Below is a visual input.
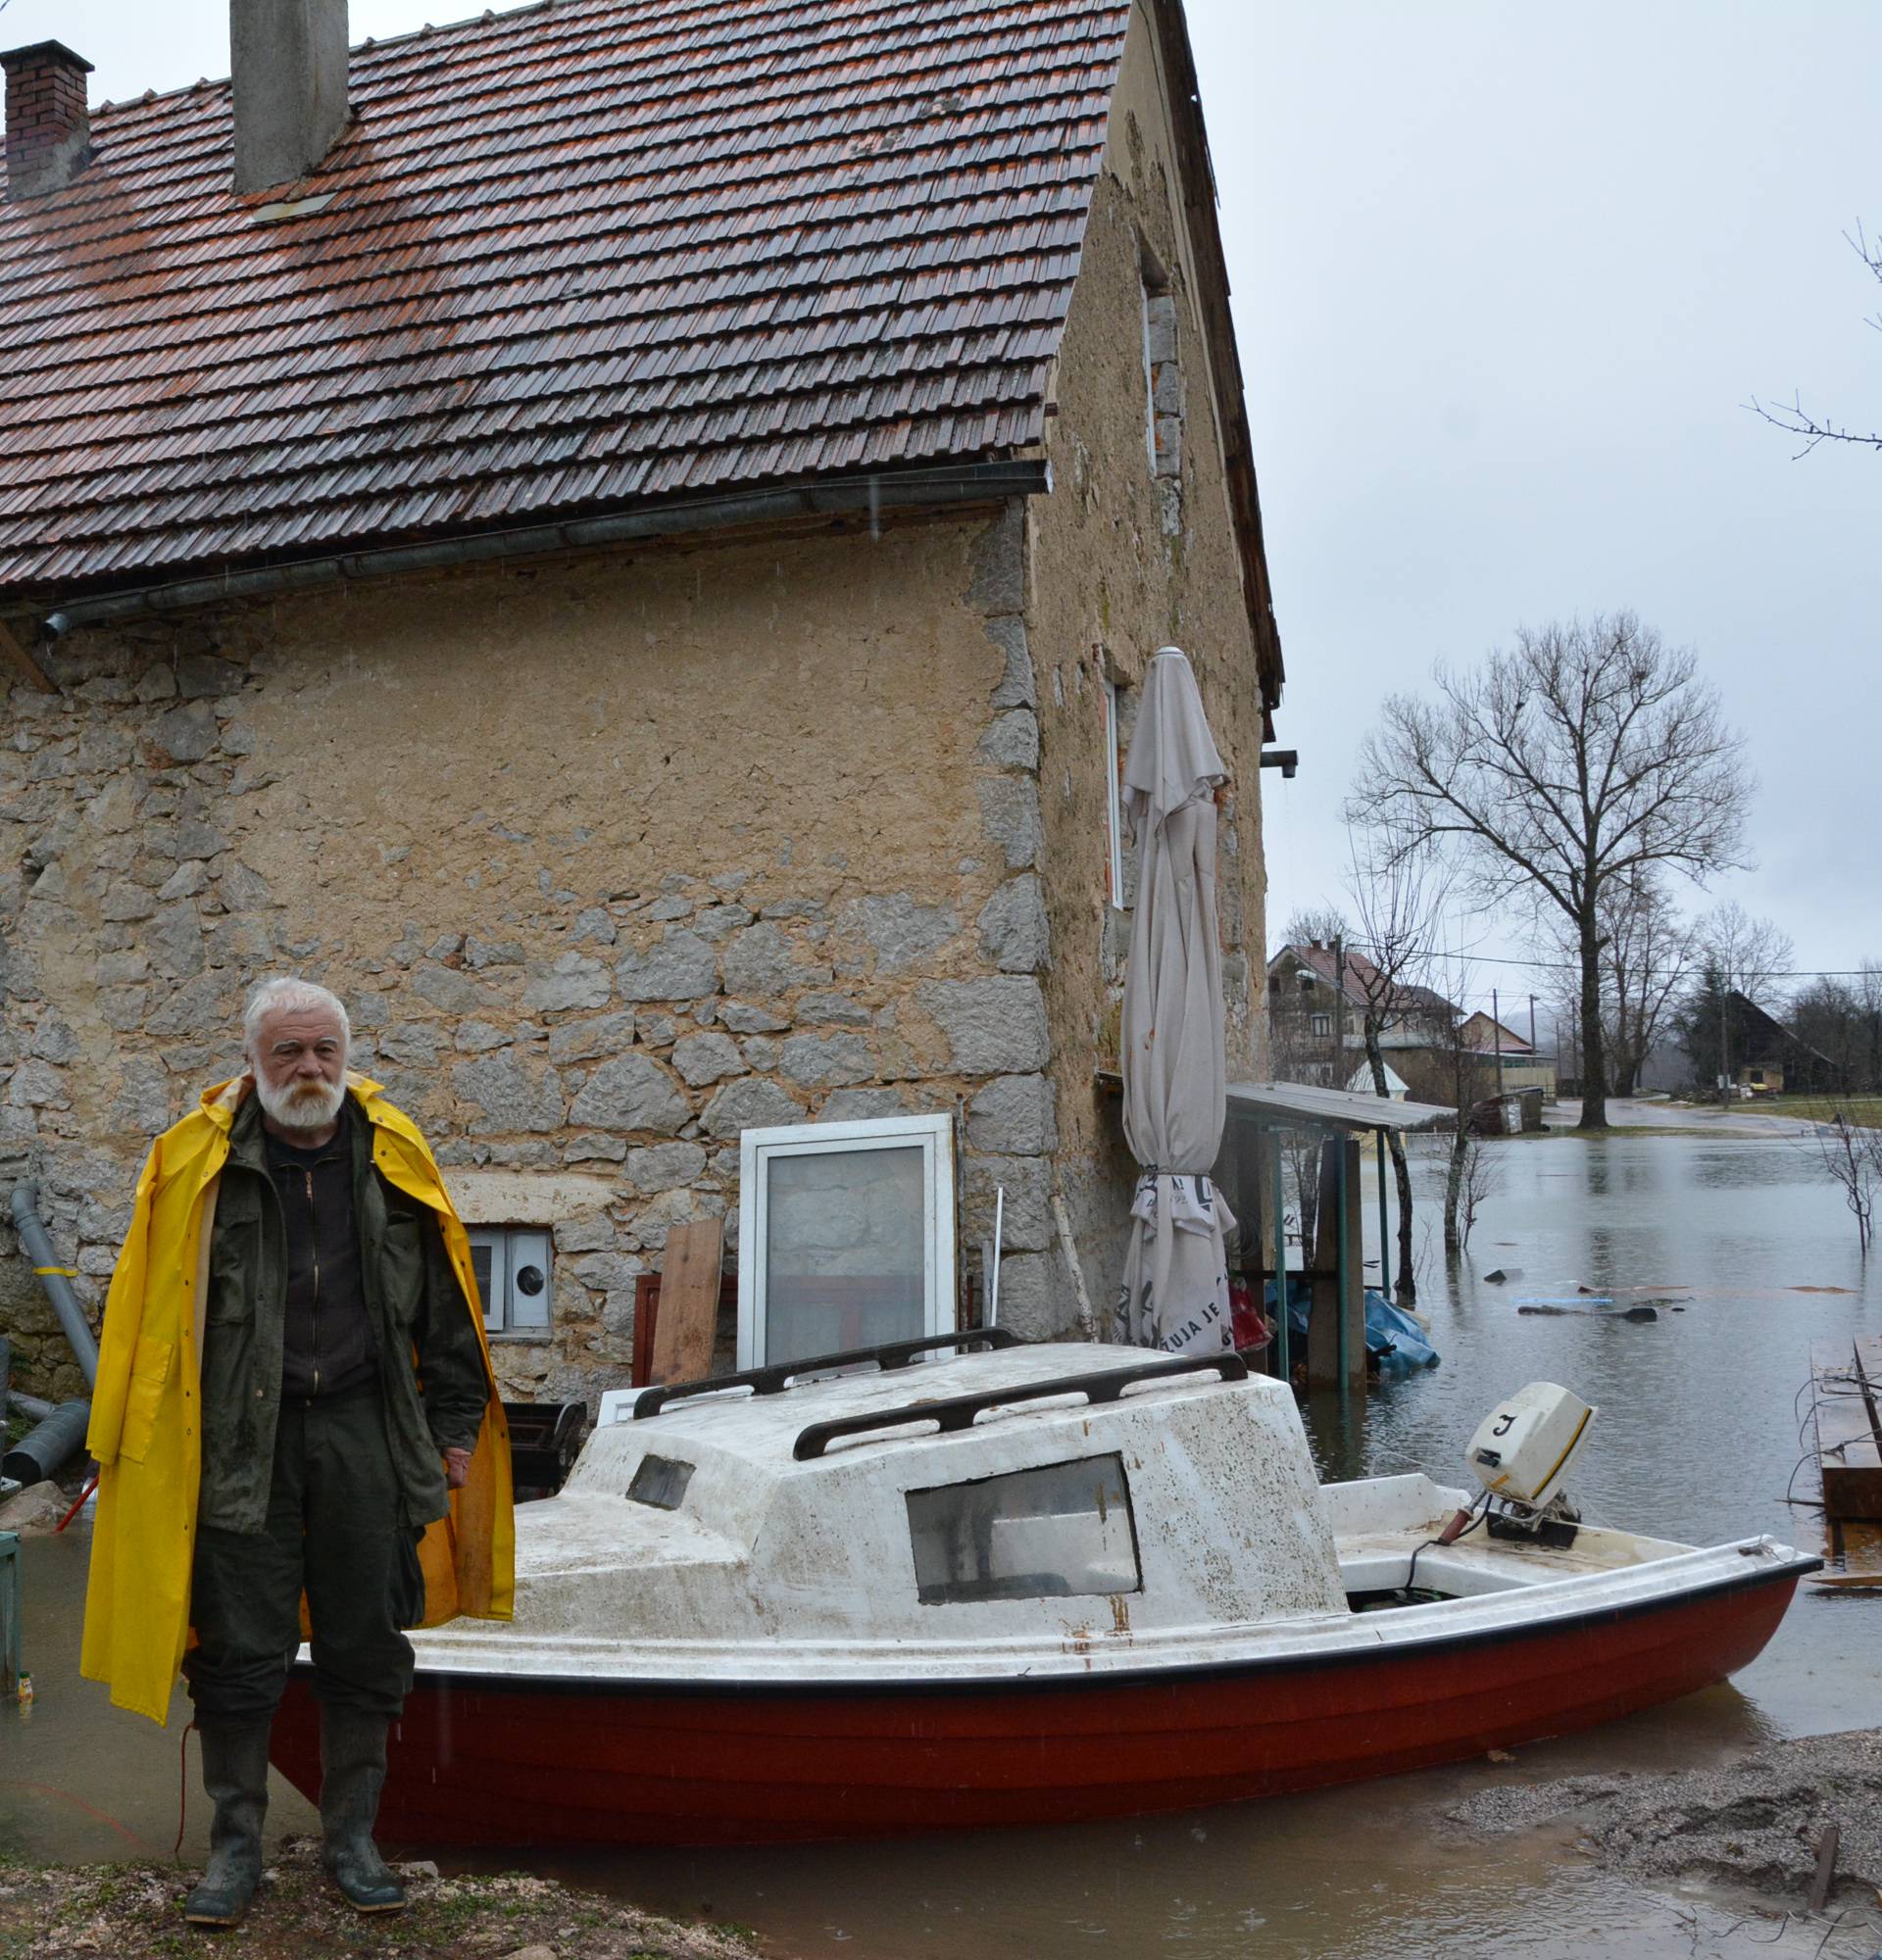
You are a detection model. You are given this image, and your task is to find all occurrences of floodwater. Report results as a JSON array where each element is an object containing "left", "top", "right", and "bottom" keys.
[{"left": 3, "top": 1130, "right": 1878, "bottom": 1957}]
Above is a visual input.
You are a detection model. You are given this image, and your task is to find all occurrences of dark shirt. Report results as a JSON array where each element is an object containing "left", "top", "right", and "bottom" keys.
[{"left": 266, "top": 1107, "right": 377, "bottom": 1400}]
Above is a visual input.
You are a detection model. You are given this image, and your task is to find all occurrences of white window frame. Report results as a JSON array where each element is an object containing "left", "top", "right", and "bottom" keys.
[
  {"left": 467, "top": 1224, "right": 554, "bottom": 1339},
  {"left": 736, "top": 1113, "right": 956, "bottom": 1371},
  {"left": 1105, "top": 679, "right": 1125, "bottom": 911}
]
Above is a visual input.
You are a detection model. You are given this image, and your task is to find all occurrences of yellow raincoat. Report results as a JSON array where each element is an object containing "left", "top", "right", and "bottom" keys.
[{"left": 81, "top": 1072, "right": 515, "bottom": 1724}]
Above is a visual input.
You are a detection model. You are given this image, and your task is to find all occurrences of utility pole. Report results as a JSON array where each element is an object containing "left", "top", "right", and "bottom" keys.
[
  {"left": 1331, "top": 934, "right": 1344, "bottom": 1083},
  {"left": 1717, "top": 969, "right": 1731, "bottom": 1108},
  {"left": 1528, "top": 994, "right": 1537, "bottom": 1051},
  {"left": 1492, "top": 986, "right": 1505, "bottom": 1098}
]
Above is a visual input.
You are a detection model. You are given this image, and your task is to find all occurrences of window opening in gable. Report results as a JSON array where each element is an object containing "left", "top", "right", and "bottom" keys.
[
  {"left": 1105, "top": 677, "right": 1127, "bottom": 912},
  {"left": 1141, "top": 261, "right": 1182, "bottom": 489}
]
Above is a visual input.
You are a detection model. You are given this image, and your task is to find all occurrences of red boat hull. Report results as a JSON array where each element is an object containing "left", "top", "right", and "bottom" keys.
[{"left": 271, "top": 1566, "right": 1802, "bottom": 1846}]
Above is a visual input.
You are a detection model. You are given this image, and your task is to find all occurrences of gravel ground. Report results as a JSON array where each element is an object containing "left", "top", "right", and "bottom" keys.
[
  {"left": 0, "top": 1838, "right": 768, "bottom": 1960},
  {"left": 1449, "top": 1728, "right": 1882, "bottom": 1911}
]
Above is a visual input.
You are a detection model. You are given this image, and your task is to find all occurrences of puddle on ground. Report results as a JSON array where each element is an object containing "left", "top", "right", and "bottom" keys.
[{"left": 4, "top": 1132, "right": 1880, "bottom": 1957}]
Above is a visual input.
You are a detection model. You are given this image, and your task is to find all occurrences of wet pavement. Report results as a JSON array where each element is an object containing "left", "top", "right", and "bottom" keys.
[{"left": 3, "top": 1127, "right": 1878, "bottom": 1957}]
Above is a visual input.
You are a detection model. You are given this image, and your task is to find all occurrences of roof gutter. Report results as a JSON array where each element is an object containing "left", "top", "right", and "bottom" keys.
[{"left": 34, "top": 460, "right": 1052, "bottom": 632}]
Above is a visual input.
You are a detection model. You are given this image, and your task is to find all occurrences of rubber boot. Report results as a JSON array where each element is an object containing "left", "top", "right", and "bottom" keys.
[
  {"left": 182, "top": 1720, "right": 272, "bottom": 1927},
  {"left": 319, "top": 1706, "right": 407, "bottom": 1913}
]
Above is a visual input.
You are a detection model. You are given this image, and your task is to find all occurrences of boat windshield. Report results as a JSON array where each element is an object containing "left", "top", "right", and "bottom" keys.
[{"left": 906, "top": 1454, "right": 1142, "bottom": 1605}]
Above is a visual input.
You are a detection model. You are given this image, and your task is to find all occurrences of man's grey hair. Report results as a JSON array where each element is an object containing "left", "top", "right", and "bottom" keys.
[{"left": 242, "top": 977, "right": 351, "bottom": 1062}]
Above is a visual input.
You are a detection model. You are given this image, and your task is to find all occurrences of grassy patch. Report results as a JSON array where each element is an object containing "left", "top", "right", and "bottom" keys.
[
  {"left": 1744, "top": 1095, "right": 1882, "bottom": 1126},
  {"left": 0, "top": 1842, "right": 768, "bottom": 1960}
]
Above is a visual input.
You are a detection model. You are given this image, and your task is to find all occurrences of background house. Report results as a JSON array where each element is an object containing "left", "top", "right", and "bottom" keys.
[
  {"left": 1265, "top": 941, "right": 1452, "bottom": 1089},
  {"left": 1455, "top": 1012, "right": 1558, "bottom": 1101},
  {"left": 1673, "top": 990, "right": 1841, "bottom": 1099},
  {"left": 0, "top": 0, "right": 1285, "bottom": 1403}
]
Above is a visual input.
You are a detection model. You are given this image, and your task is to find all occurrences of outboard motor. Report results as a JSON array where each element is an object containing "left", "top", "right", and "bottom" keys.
[{"left": 1463, "top": 1381, "right": 1597, "bottom": 1548}]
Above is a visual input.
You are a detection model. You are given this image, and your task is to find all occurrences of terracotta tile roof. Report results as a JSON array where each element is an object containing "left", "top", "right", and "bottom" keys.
[{"left": 0, "top": 0, "right": 1128, "bottom": 600}]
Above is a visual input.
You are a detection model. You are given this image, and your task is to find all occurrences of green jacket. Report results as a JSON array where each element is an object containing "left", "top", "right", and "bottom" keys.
[{"left": 200, "top": 1094, "right": 489, "bottom": 1535}]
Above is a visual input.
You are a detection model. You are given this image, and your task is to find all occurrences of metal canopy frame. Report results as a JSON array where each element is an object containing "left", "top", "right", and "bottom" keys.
[
  {"left": 1224, "top": 1082, "right": 1454, "bottom": 1400},
  {"left": 1224, "top": 1080, "right": 1455, "bottom": 1134}
]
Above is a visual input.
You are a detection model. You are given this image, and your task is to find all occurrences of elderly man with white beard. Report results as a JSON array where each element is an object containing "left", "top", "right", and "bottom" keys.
[{"left": 81, "top": 977, "right": 511, "bottom": 1930}]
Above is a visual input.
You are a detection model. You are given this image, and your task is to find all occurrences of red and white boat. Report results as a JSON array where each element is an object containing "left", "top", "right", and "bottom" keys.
[{"left": 271, "top": 1334, "right": 1815, "bottom": 1845}]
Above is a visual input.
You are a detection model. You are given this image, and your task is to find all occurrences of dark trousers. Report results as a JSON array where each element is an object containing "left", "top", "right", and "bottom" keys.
[{"left": 185, "top": 1384, "right": 421, "bottom": 1724}]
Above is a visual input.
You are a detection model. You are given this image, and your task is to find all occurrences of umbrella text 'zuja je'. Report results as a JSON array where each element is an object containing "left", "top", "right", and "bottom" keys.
[{"left": 1114, "top": 648, "right": 1236, "bottom": 1357}]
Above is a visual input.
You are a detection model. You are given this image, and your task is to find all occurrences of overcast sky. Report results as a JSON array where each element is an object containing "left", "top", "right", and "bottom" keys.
[{"left": 8, "top": 0, "right": 1876, "bottom": 1026}]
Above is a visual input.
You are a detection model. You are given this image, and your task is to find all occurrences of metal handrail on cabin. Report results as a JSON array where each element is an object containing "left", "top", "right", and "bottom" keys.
[
  {"left": 631, "top": 1327, "right": 1020, "bottom": 1420},
  {"left": 791, "top": 1350, "right": 1250, "bottom": 1461}
]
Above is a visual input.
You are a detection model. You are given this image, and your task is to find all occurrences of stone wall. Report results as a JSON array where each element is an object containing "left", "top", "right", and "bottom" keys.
[
  {"left": 0, "top": 6, "right": 1285, "bottom": 1396},
  {"left": 1022, "top": 0, "right": 1273, "bottom": 1333},
  {"left": 0, "top": 511, "right": 1070, "bottom": 1402}
]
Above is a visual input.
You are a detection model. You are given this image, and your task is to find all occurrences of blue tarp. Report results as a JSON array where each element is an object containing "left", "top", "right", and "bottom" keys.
[{"left": 1266, "top": 1279, "right": 1441, "bottom": 1372}]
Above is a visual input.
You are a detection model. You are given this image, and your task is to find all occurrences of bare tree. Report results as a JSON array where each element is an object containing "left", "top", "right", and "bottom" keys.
[
  {"left": 1678, "top": 904, "right": 1796, "bottom": 1104},
  {"left": 1456, "top": 1131, "right": 1501, "bottom": 1251},
  {"left": 1603, "top": 877, "right": 1698, "bottom": 1098},
  {"left": 1267, "top": 905, "right": 1354, "bottom": 1261},
  {"left": 1349, "top": 613, "right": 1754, "bottom": 1129},
  {"left": 1749, "top": 224, "right": 1882, "bottom": 456},
  {"left": 1537, "top": 872, "right": 1696, "bottom": 1097},
  {"left": 1787, "top": 977, "right": 1881, "bottom": 1094},
  {"left": 1802, "top": 1106, "right": 1880, "bottom": 1253},
  {"left": 1283, "top": 905, "right": 1350, "bottom": 951},
  {"left": 1345, "top": 836, "right": 1454, "bottom": 1299},
  {"left": 1692, "top": 902, "right": 1795, "bottom": 1011}
]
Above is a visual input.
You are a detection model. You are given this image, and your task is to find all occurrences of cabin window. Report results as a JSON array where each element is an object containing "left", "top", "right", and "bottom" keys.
[
  {"left": 467, "top": 1225, "right": 553, "bottom": 1338},
  {"left": 737, "top": 1113, "right": 955, "bottom": 1371},
  {"left": 627, "top": 1454, "right": 695, "bottom": 1510},
  {"left": 906, "top": 1453, "right": 1142, "bottom": 1605}
]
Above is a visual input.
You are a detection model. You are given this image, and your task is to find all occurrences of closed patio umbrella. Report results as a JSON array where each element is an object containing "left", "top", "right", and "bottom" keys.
[{"left": 1115, "top": 647, "right": 1236, "bottom": 1357}]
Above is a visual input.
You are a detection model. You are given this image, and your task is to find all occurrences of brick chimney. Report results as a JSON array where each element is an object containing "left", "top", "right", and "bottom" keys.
[
  {"left": 230, "top": 0, "right": 350, "bottom": 197},
  {"left": 2, "top": 40, "right": 94, "bottom": 202}
]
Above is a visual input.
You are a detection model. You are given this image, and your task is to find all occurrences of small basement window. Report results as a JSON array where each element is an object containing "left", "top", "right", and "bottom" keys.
[
  {"left": 627, "top": 1454, "right": 695, "bottom": 1510},
  {"left": 907, "top": 1453, "right": 1141, "bottom": 1605},
  {"left": 468, "top": 1225, "right": 553, "bottom": 1338}
]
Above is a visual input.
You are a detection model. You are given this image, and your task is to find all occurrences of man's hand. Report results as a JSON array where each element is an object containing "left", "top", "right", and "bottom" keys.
[{"left": 443, "top": 1447, "right": 472, "bottom": 1491}]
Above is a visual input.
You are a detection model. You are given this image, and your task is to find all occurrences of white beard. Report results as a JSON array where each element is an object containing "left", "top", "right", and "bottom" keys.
[{"left": 255, "top": 1072, "right": 346, "bottom": 1134}]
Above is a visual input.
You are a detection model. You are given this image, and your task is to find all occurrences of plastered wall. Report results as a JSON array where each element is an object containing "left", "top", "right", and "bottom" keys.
[
  {"left": 1024, "top": 0, "right": 1272, "bottom": 1330},
  {"left": 0, "top": 512, "right": 1062, "bottom": 1401}
]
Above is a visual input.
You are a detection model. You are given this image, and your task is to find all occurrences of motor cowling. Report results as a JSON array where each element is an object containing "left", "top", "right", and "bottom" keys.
[{"left": 1465, "top": 1383, "right": 1596, "bottom": 1544}]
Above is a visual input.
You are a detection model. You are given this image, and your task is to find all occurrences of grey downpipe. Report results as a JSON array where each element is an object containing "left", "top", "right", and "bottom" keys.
[{"left": 9, "top": 1181, "right": 99, "bottom": 1388}]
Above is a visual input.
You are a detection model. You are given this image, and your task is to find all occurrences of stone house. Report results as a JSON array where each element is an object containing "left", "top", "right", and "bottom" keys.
[
  {"left": 1264, "top": 942, "right": 1453, "bottom": 1091},
  {"left": 0, "top": 0, "right": 1285, "bottom": 1406}
]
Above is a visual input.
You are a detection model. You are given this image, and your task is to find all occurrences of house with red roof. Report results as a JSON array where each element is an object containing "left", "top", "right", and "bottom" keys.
[{"left": 0, "top": 0, "right": 1286, "bottom": 1402}]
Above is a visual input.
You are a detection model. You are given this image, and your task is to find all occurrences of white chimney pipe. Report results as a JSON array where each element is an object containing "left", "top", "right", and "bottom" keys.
[{"left": 230, "top": 0, "right": 349, "bottom": 197}]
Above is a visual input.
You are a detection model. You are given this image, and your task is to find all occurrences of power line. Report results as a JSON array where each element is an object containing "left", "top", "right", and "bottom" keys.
[{"left": 1315, "top": 940, "right": 1875, "bottom": 983}]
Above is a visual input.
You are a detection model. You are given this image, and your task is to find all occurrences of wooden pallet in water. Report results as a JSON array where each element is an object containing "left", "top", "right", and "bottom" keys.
[{"left": 1810, "top": 1335, "right": 1882, "bottom": 1524}]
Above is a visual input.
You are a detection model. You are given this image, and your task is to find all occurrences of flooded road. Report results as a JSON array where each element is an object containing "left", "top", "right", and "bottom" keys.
[{"left": 3, "top": 1129, "right": 1877, "bottom": 1957}]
